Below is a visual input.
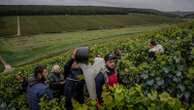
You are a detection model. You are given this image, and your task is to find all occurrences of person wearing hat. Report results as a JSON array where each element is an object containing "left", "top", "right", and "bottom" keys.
[
  {"left": 95, "top": 53, "right": 119, "bottom": 106},
  {"left": 48, "top": 64, "right": 65, "bottom": 98},
  {"left": 27, "top": 64, "right": 53, "bottom": 110}
]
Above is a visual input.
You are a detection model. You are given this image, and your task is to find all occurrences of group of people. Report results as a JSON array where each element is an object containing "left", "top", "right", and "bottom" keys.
[{"left": 15, "top": 40, "right": 164, "bottom": 110}]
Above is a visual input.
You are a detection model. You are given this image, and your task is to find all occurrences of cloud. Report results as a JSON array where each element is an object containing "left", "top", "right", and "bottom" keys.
[{"left": 0, "top": 0, "right": 194, "bottom": 11}]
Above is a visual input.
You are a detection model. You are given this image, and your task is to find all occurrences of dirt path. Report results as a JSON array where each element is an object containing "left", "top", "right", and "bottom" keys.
[{"left": 0, "top": 55, "right": 13, "bottom": 72}]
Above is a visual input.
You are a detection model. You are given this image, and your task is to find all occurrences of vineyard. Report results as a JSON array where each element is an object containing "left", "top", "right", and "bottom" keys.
[
  {"left": 0, "top": 21, "right": 194, "bottom": 110},
  {"left": 0, "top": 24, "right": 169, "bottom": 68}
]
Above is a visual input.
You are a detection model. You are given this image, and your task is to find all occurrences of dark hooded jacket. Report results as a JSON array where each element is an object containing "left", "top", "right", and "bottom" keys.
[{"left": 63, "top": 58, "right": 85, "bottom": 110}]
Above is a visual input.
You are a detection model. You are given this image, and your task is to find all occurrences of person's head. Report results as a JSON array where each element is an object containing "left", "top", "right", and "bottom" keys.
[
  {"left": 104, "top": 53, "right": 117, "bottom": 69},
  {"left": 149, "top": 40, "right": 157, "bottom": 48},
  {"left": 114, "top": 48, "right": 122, "bottom": 58},
  {"left": 115, "top": 48, "right": 121, "bottom": 54},
  {"left": 34, "top": 64, "right": 48, "bottom": 81},
  {"left": 51, "top": 64, "right": 61, "bottom": 74},
  {"left": 96, "top": 54, "right": 101, "bottom": 58}
]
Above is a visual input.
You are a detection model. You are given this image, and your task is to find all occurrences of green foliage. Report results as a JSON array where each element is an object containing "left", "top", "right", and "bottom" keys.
[
  {"left": 78, "top": 84, "right": 184, "bottom": 110},
  {"left": 39, "top": 85, "right": 185, "bottom": 110},
  {"left": 40, "top": 97, "right": 65, "bottom": 110}
]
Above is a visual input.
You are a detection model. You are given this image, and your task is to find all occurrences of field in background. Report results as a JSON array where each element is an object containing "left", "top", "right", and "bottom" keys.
[
  {"left": 0, "top": 24, "right": 171, "bottom": 67},
  {"left": 0, "top": 14, "right": 181, "bottom": 36}
]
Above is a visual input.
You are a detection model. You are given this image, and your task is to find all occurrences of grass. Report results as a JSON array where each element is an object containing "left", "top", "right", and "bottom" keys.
[
  {"left": 0, "top": 14, "right": 181, "bottom": 36},
  {"left": 0, "top": 24, "right": 171, "bottom": 67}
]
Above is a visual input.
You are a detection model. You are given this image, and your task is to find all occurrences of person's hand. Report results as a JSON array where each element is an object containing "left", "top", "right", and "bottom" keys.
[
  {"left": 59, "top": 81, "right": 65, "bottom": 85},
  {"left": 72, "top": 48, "right": 77, "bottom": 59}
]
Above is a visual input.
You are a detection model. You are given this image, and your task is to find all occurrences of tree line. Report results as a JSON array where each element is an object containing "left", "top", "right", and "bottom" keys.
[{"left": 0, "top": 5, "right": 179, "bottom": 17}]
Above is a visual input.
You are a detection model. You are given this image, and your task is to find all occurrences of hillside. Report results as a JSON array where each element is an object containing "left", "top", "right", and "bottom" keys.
[
  {"left": 169, "top": 11, "right": 194, "bottom": 18},
  {"left": 184, "top": 14, "right": 194, "bottom": 18},
  {"left": 0, "top": 14, "right": 182, "bottom": 36}
]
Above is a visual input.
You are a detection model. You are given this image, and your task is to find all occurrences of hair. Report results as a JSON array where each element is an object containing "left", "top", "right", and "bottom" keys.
[
  {"left": 104, "top": 53, "right": 116, "bottom": 62},
  {"left": 51, "top": 64, "right": 61, "bottom": 73},
  {"left": 150, "top": 40, "right": 157, "bottom": 46},
  {"left": 34, "top": 64, "right": 47, "bottom": 78},
  {"left": 114, "top": 48, "right": 122, "bottom": 55},
  {"left": 96, "top": 54, "right": 101, "bottom": 57}
]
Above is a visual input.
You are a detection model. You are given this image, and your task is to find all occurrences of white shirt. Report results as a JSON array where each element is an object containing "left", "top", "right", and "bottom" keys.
[
  {"left": 149, "top": 44, "right": 164, "bottom": 53},
  {"left": 80, "top": 57, "right": 105, "bottom": 99}
]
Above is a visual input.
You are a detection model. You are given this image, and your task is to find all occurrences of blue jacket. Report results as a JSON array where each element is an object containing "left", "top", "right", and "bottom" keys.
[{"left": 27, "top": 80, "right": 53, "bottom": 110}]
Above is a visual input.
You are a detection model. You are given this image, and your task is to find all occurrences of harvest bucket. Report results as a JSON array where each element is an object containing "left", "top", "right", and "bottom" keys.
[{"left": 75, "top": 47, "right": 89, "bottom": 63}]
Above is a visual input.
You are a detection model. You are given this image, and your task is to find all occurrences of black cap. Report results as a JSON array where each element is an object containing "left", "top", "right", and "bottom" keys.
[{"left": 104, "top": 53, "right": 117, "bottom": 62}]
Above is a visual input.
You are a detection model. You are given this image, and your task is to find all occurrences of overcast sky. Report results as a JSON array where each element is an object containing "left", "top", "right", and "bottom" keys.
[{"left": 0, "top": 0, "right": 194, "bottom": 11}]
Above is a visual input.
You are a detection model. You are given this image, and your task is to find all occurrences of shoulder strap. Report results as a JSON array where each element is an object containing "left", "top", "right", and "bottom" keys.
[{"left": 100, "top": 68, "right": 109, "bottom": 83}]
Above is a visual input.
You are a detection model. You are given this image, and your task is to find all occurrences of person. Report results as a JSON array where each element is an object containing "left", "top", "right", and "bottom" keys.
[
  {"left": 48, "top": 64, "right": 65, "bottom": 98},
  {"left": 114, "top": 48, "right": 123, "bottom": 59},
  {"left": 148, "top": 40, "right": 164, "bottom": 59},
  {"left": 94, "top": 54, "right": 105, "bottom": 64},
  {"left": 64, "top": 49, "right": 85, "bottom": 110},
  {"left": 27, "top": 64, "right": 53, "bottom": 110},
  {"left": 95, "top": 53, "right": 119, "bottom": 106},
  {"left": 80, "top": 53, "right": 105, "bottom": 100},
  {"left": 15, "top": 74, "right": 28, "bottom": 93}
]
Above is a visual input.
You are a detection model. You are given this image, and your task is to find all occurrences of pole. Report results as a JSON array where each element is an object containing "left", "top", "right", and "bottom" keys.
[{"left": 17, "top": 16, "right": 21, "bottom": 36}]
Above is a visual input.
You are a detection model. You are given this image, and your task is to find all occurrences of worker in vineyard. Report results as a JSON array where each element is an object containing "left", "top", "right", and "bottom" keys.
[
  {"left": 148, "top": 40, "right": 164, "bottom": 59},
  {"left": 114, "top": 48, "right": 123, "bottom": 59},
  {"left": 27, "top": 64, "right": 53, "bottom": 110},
  {"left": 80, "top": 53, "right": 106, "bottom": 100},
  {"left": 48, "top": 64, "right": 65, "bottom": 98},
  {"left": 95, "top": 53, "right": 119, "bottom": 107},
  {"left": 94, "top": 54, "right": 103, "bottom": 62},
  {"left": 63, "top": 49, "right": 85, "bottom": 110},
  {"left": 15, "top": 74, "right": 28, "bottom": 93}
]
